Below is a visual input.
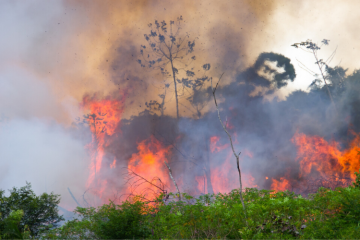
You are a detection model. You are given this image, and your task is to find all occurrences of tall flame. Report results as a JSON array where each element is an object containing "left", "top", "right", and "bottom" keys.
[{"left": 82, "top": 93, "right": 126, "bottom": 200}]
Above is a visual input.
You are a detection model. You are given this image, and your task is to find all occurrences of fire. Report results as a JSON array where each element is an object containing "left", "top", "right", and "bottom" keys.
[
  {"left": 292, "top": 131, "right": 360, "bottom": 181},
  {"left": 210, "top": 152, "right": 233, "bottom": 193},
  {"left": 195, "top": 175, "right": 207, "bottom": 194},
  {"left": 82, "top": 93, "right": 126, "bottom": 200},
  {"left": 127, "top": 136, "right": 172, "bottom": 199},
  {"left": 110, "top": 158, "right": 116, "bottom": 169},
  {"left": 271, "top": 131, "right": 360, "bottom": 192},
  {"left": 209, "top": 135, "right": 256, "bottom": 193},
  {"left": 271, "top": 177, "right": 290, "bottom": 192},
  {"left": 210, "top": 136, "right": 229, "bottom": 153}
]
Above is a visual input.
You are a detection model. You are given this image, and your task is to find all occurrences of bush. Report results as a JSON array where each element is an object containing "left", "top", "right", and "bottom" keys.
[
  {"left": 0, "top": 183, "right": 63, "bottom": 238},
  {"left": 44, "top": 197, "right": 152, "bottom": 239},
  {"left": 41, "top": 172, "right": 360, "bottom": 239}
]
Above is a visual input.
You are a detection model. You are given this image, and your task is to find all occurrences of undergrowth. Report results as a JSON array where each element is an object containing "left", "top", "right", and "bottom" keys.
[{"left": 42, "top": 186, "right": 360, "bottom": 239}]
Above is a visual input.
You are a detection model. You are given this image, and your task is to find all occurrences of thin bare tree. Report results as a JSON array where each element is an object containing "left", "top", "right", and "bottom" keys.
[
  {"left": 211, "top": 73, "right": 248, "bottom": 224},
  {"left": 138, "top": 16, "right": 203, "bottom": 118}
]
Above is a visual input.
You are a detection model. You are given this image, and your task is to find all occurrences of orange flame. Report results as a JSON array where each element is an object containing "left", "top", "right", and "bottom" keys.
[
  {"left": 82, "top": 93, "right": 126, "bottom": 200},
  {"left": 271, "top": 131, "right": 360, "bottom": 192},
  {"left": 127, "top": 136, "right": 172, "bottom": 199},
  {"left": 292, "top": 131, "right": 360, "bottom": 181},
  {"left": 271, "top": 177, "right": 290, "bottom": 192}
]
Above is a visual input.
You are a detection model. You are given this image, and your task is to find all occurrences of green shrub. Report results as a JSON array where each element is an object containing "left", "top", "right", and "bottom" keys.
[
  {"left": 0, "top": 183, "right": 63, "bottom": 238},
  {"left": 44, "top": 197, "right": 152, "bottom": 239},
  {"left": 41, "top": 173, "right": 360, "bottom": 239}
]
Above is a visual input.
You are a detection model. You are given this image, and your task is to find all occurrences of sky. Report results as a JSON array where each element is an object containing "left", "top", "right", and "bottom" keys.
[{"left": 0, "top": 0, "right": 359, "bottom": 209}]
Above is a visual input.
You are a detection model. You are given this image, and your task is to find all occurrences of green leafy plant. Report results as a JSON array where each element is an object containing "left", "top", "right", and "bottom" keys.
[
  {"left": 0, "top": 183, "right": 62, "bottom": 238},
  {"left": 353, "top": 168, "right": 360, "bottom": 189}
]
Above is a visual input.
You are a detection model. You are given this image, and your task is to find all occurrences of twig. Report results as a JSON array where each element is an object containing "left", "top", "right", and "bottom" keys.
[
  {"left": 127, "top": 168, "right": 166, "bottom": 193},
  {"left": 211, "top": 73, "right": 248, "bottom": 225}
]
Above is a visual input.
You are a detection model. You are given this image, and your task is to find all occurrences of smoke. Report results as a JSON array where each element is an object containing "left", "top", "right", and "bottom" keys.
[
  {"left": 0, "top": 65, "right": 89, "bottom": 209},
  {"left": 0, "top": 118, "right": 89, "bottom": 209}
]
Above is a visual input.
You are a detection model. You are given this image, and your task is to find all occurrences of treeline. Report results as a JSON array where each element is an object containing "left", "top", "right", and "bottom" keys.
[{"left": 1, "top": 170, "right": 360, "bottom": 239}]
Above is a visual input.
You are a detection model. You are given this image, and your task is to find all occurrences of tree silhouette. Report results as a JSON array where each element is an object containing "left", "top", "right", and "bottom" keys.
[{"left": 138, "top": 16, "right": 209, "bottom": 118}]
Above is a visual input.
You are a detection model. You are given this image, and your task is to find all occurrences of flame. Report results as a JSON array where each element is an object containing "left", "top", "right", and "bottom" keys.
[
  {"left": 82, "top": 92, "right": 126, "bottom": 200},
  {"left": 270, "top": 131, "right": 360, "bottom": 192},
  {"left": 127, "top": 136, "right": 172, "bottom": 199},
  {"left": 210, "top": 136, "right": 229, "bottom": 153},
  {"left": 211, "top": 152, "right": 233, "bottom": 193},
  {"left": 292, "top": 131, "right": 360, "bottom": 181},
  {"left": 195, "top": 175, "right": 207, "bottom": 194},
  {"left": 209, "top": 135, "right": 256, "bottom": 192},
  {"left": 271, "top": 177, "right": 290, "bottom": 192},
  {"left": 110, "top": 158, "right": 116, "bottom": 169}
]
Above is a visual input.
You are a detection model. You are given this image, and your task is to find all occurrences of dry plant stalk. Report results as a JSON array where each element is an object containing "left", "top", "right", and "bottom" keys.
[
  {"left": 164, "top": 161, "right": 181, "bottom": 201},
  {"left": 211, "top": 73, "right": 248, "bottom": 223}
]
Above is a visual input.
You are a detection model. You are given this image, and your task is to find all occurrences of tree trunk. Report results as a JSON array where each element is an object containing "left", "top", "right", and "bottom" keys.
[
  {"left": 204, "top": 135, "right": 214, "bottom": 194},
  {"left": 170, "top": 58, "right": 179, "bottom": 119}
]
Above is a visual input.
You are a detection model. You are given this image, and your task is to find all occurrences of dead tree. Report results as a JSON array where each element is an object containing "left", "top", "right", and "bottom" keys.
[{"left": 211, "top": 73, "right": 248, "bottom": 223}]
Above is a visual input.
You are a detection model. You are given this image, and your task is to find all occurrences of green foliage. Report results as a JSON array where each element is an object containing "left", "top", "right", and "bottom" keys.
[
  {"left": 44, "top": 197, "right": 152, "bottom": 239},
  {"left": 0, "top": 209, "right": 31, "bottom": 239},
  {"left": 353, "top": 168, "right": 360, "bottom": 188},
  {"left": 0, "top": 182, "right": 63, "bottom": 238},
  {"left": 301, "top": 186, "right": 360, "bottom": 239},
  {"left": 40, "top": 174, "right": 360, "bottom": 239},
  {"left": 147, "top": 189, "right": 314, "bottom": 239}
]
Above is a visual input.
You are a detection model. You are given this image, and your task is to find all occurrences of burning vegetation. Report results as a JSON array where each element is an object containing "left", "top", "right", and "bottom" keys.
[
  {"left": 68, "top": 19, "right": 360, "bottom": 207},
  {"left": 2, "top": 3, "right": 360, "bottom": 238}
]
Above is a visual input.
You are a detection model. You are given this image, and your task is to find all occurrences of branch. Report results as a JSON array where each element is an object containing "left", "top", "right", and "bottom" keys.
[{"left": 67, "top": 187, "right": 82, "bottom": 207}]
